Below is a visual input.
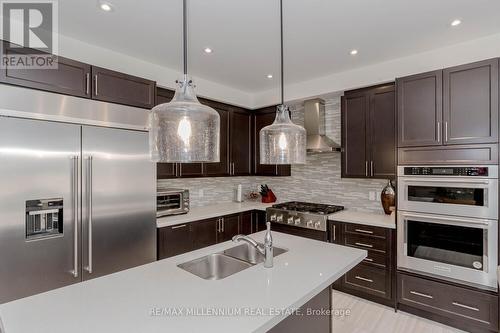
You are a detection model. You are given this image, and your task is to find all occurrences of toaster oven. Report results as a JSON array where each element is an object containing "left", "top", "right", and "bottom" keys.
[{"left": 157, "top": 189, "right": 189, "bottom": 217}]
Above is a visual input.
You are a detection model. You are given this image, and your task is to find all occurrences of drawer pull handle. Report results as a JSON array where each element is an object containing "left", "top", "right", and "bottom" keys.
[
  {"left": 452, "top": 302, "right": 479, "bottom": 312},
  {"left": 363, "top": 258, "right": 373, "bottom": 262},
  {"left": 355, "top": 229, "right": 374, "bottom": 234},
  {"left": 410, "top": 291, "right": 433, "bottom": 299},
  {"left": 354, "top": 276, "right": 373, "bottom": 283},
  {"left": 171, "top": 224, "right": 187, "bottom": 229},
  {"left": 355, "top": 242, "right": 373, "bottom": 248}
]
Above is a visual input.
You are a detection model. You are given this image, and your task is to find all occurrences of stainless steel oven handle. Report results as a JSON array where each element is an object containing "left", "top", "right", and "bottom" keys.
[
  {"left": 400, "top": 212, "right": 491, "bottom": 226},
  {"left": 71, "top": 156, "right": 79, "bottom": 278},
  {"left": 400, "top": 177, "right": 491, "bottom": 184},
  {"left": 85, "top": 156, "right": 93, "bottom": 274}
]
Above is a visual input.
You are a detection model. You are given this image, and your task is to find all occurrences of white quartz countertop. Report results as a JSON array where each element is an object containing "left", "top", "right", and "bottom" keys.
[
  {"left": 0, "top": 232, "right": 366, "bottom": 333},
  {"left": 157, "top": 201, "right": 274, "bottom": 228},
  {"left": 328, "top": 210, "right": 396, "bottom": 229}
]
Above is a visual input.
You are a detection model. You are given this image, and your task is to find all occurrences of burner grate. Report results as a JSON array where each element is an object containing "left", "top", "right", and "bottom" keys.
[{"left": 272, "top": 201, "right": 344, "bottom": 215}]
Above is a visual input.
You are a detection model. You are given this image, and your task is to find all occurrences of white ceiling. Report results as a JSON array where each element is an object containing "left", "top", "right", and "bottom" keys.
[{"left": 60, "top": 0, "right": 500, "bottom": 94}]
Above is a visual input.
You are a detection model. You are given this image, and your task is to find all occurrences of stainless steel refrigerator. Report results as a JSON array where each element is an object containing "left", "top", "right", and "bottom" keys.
[{"left": 0, "top": 116, "right": 156, "bottom": 304}]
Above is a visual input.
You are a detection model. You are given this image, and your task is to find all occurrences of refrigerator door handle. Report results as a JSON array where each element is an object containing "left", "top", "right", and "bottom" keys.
[
  {"left": 85, "top": 156, "right": 93, "bottom": 274},
  {"left": 71, "top": 155, "right": 79, "bottom": 278}
]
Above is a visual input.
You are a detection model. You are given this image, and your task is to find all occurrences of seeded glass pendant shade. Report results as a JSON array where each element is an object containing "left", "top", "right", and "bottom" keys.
[
  {"left": 148, "top": 0, "right": 220, "bottom": 163},
  {"left": 260, "top": 105, "right": 306, "bottom": 164},
  {"left": 149, "top": 75, "right": 220, "bottom": 162},
  {"left": 259, "top": 0, "right": 306, "bottom": 165}
]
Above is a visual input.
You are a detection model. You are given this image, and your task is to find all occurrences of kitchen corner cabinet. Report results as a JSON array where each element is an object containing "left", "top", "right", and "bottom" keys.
[
  {"left": 398, "top": 59, "right": 499, "bottom": 148},
  {"left": 91, "top": 66, "right": 156, "bottom": 109},
  {"left": 342, "top": 83, "right": 396, "bottom": 179},
  {"left": 253, "top": 107, "right": 291, "bottom": 176},
  {"left": 329, "top": 221, "right": 395, "bottom": 308},
  {"left": 0, "top": 41, "right": 92, "bottom": 98},
  {"left": 230, "top": 109, "right": 252, "bottom": 176}
]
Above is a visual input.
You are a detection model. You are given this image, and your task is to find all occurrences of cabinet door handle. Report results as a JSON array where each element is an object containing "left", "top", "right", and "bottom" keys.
[
  {"left": 444, "top": 121, "right": 449, "bottom": 142},
  {"left": 171, "top": 224, "right": 187, "bottom": 229},
  {"left": 94, "top": 75, "right": 98, "bottom": 96},
  {"left": 355, "top": 229, "right": 374, "bottom": 235},
  {"left": 365, "top": 161, "right": 368, "bottom": 177},
  {"left": 332, "top": 225, "right": 336, "bottom": 242},
  {"left": 354, "top": 276, "right": 373, "bottom": 283},
  {"left": 355, "top": 242, "right": 373, "bottom": 248},
  {"left": 437, "top": 122, "right": 441, "bottom": 143},
  {"left": 85, "top": 73, "right": 90, "bottom": 95},
  {"left": 221, "top": 218, "right": 224, "bottom": 232},
  {"left": 217, "top": 219, "right": 221, "bottom": 232},
  {"left": 410, "top": 291, "right": 433, "bottom": 299},
  {"left": 452, "top": 302, "right": 479, "bottom": 312},
  {"left": 363, "top": 258, "right": 373, "bottom": 262},
  {"left": 370, "top": 161, "right": 374, "bottom": 177}
]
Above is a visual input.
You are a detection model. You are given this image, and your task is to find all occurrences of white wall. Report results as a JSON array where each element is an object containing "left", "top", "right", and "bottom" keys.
[
  {"left": 56, "top": 32, "right": 500, "bottom": 109},
  {"left": 253, "top": 32, "right": 500, "bottom": 108},
  {"left": 57, "top": 35, "right": 254, "bottom": 108}
]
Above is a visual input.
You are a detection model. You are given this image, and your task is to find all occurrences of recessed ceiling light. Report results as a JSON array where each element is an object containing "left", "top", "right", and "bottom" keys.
[
  {"left": 451, "top": 19, "right": 462, "bottom": 27},
  {"left": 350, "top": 49, "right": 358, "bottom": 56},
  {"left": 266, "top": 74, "right": 273, "bottom": 79},
  {"left": 99, "top": 2, "right": 113, "bottom": 12},
  {"left": 203, "top": 47, "right": 213, "bottom": 54}
]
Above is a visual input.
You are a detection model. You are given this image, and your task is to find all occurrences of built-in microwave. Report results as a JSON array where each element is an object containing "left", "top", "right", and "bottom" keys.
[
  {"left": 397, "top": 166, "right": 498, "bottom": 220},
  {"left": 156, "top": 189, "right": 189, "bottom": 217},
  {"left": 397, "top": 211, "right": 498, "bottom": 289}
]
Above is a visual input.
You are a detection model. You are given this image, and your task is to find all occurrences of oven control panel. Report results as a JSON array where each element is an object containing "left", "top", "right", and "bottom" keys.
[{"left": 404, "top": 167, "right": 489, "bottom": 177}]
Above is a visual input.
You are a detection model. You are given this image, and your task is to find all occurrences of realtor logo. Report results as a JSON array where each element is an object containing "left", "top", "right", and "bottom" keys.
[{"left": 0, "top": 0, "right": 58, "bottom": 69}]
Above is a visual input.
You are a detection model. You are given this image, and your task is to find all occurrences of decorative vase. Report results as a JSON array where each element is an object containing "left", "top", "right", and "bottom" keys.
[{"left": 381, "top": 180, "right": 395, "bottom": 215}]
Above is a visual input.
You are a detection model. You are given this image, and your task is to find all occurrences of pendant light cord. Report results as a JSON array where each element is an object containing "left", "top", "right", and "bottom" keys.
[
  {"left": 280, "top": 0, "right": 284, "bottom": 105},
  {"left": 183, "top": 0, "right": 188, "bottom": 76}
]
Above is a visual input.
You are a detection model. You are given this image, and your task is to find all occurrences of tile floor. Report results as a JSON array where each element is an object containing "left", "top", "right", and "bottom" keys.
[{"left": 332, "top": 291, "right": 465, "bottom": 333}]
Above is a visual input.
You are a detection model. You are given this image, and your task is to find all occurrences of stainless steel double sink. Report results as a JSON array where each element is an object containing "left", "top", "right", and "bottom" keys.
[{"left": 178, "top": 243, "right": 287, "bottom": 280}]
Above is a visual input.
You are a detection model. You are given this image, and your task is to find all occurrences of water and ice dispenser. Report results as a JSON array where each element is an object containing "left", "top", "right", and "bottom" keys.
[{"left": 25, "top": 198, "right": 63, "bottom": 240}]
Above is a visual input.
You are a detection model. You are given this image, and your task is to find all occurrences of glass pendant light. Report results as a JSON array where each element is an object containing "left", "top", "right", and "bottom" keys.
[
  {"left": 260, "top": 0, "right": 306, "bottom": 165},
  {"left": 149, "top": 0, "right": 220, "bottom": 163}
]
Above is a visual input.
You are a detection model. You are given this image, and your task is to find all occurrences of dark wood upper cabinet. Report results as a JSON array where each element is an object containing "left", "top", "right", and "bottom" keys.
[
  {"left": 91, "top": 66, "right": 155, "bottom": 109},
  {"left": 204, "top": 106, "right": 230, "bottom": 176},
  {"left": 342, "top": 83, "right": 396, "bottom": 179},
  {"left": 230, "top": 110, "right": 252, "bottom": 176},
  {"left": 253, "top": 108, "right": 291, "bottom": 176},
  {"left": 342, "top": 93, "right": 369, "bottom": 178},
  {"left": 370, "top": 86, "right": 396, "bottom": 178},
  {"left": 443, "top": 59, "right": 499, "bottom": 145},
  {"left": 397, "top": 70, "right": 443, "bottom": 147},
  {"left": 0, "top": 41, "right": 91, "bottom": 98}
]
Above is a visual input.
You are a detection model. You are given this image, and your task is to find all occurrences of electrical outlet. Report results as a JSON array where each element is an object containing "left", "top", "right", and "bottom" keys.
[
  {"left": 198, "top": 189, "right": 204, "bottom": 197},
  {"left": 368, "top": 191, "right": 376, "bottom": 201}
]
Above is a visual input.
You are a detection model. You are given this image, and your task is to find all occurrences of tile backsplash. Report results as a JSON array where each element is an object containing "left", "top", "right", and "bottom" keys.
[{"left": 158, "top": 95, "right": 391, "bottom": 214}]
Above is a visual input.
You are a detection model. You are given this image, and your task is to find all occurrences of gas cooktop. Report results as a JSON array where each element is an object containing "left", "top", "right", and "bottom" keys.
[
  {"left": 272, "top": 201, "right": 344, "bottom": 215},
  {"left": 267, "top": 201, "right": 344, "bottom": 232}
]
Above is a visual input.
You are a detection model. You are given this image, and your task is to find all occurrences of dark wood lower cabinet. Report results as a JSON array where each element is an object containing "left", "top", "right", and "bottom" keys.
[
  {"left": 157, "top": 223, "right": 192, "bottom": 260},
  {"left": 157, "top": 210, "right": 266, "bottom": 259},
  {"left": 398, "top": 271, "right": 499, "bottom": 333},
  {"left": 329, "top": 220, "right": 395, "bottom": 307},
  {"left": 191, "top": 218, "right": 217, "bottom": 251}
]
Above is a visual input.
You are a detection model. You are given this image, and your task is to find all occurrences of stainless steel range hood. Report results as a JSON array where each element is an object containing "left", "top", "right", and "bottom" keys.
[{"left": 304, "top": 98, "right": 341, "bottom": 152}]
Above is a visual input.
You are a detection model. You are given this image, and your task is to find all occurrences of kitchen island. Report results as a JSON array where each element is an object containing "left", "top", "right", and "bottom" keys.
[{"left": 0, "top": 232, "right": 366, "bottom": 333}]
